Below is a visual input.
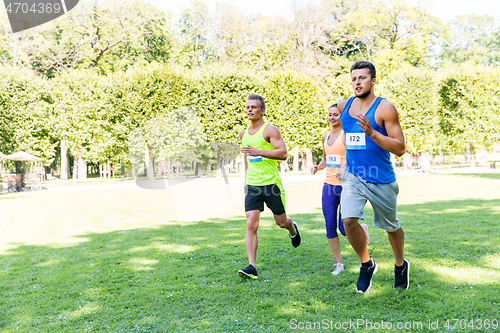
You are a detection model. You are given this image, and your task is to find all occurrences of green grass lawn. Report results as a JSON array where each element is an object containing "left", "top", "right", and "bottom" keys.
[{"left": 0, "top": 173, "right": 499, "bottom": 332}]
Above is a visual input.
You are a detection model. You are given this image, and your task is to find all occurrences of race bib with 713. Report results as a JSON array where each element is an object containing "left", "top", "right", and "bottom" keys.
[
  {"left": 345, "top": 133, "right": 366, "bottom": 150},
  {"left": 326, "top": 154, "right": 341, "bottom": 168}
]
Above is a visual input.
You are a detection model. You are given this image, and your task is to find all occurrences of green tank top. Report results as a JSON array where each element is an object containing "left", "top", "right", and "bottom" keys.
[{"left": 242, "top": 122, "right": 282, "bottom": 186}]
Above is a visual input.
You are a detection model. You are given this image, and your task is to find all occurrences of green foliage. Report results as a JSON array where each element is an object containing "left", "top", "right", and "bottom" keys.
[
  {"left": 441, "top": 15, "right": 499, "bottom": 66},
  {"left": 328, "top": 0, "right": 445, "bottom": 72},
  {"left": 192, "top": 65, "right": 330, "bottom": 150},
  {"left": 325, "top": 73, "right": 352, "bottom": 104},
  {"left": 56, "top": 70, "right": 126, "bottom": 163},
  {"left": 175, "top": 0, "right": 211, "bottom": 68},
  {"left": 262, "top": 71, "right": 328, "bottom": 149},
  {"left": 119, "top": 64, "right": 192, "bottom": 124},
  {"left": 438, "top": 65, "right": 500, "bottom": 151},
  {"left": 0, "top": 65, "right": 58, "bottom": 164},
  {"left": 379, "top": 67, "right": 440, "bottom": 154},
  {"left": 130, "top": 106, "right": 209, "bottom": 170},
  {"left": 2, "top": 0, "right": 500, "bottom": 170},
  {"left": 111, "top": 64, "right": 194, "bottom": 168},
  {"left": 22, "top": 0, "right": 173, "bottom": 77},
  {"left": 3, "top": 60, "right": 500, "bottom": 169},
  {"left": 192, "top": 64, "right": 260, "bottom": 145}
]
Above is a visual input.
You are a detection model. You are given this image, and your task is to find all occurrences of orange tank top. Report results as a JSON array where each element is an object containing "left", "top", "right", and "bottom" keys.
[{"left": 324, "top": 130, "right": 346, "bottom": 186}]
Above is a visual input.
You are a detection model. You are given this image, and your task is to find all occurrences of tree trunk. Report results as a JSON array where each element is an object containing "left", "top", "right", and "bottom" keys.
[
  {"left": 60, "top": 140, "right": 69, "bottom": 180},
  {"left": 293, "top": 146, "right": 299, "bottom": 172},
  {"left": 469, "top": 142, "right": 475, "bottom": 168},
  {"left": 305, "top": 149, "right": 313, "bottom": 173},
  {"left": 145, "top": 144, "right": 154, "bottom": 180},
  {"left": 72, "top": 156, "right": 78, "bottom": 183},
  {"left": 216, "top": 145, "right": 222, "bottom": 178},
  {"left": 78, "top": 156, "right": 87, "bottom": 180}
]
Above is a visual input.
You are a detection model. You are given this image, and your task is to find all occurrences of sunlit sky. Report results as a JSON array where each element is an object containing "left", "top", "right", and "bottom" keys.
[{"left": 147, "top": 0, "right": 500, "bottom": 24}]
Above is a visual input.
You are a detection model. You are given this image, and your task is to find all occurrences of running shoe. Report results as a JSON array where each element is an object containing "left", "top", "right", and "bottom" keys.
[
  {"left": 331, "top": 263, "right": 345, "bottom": 276},
  {"left": 356, "top": 258, "right": 377, "bottom": 293},
  {"left": 238, "top": 264, "right": 258, "bottom": 280},
  {"left": 289, "top": 222, "right": 301, "bottom": 248},
  {"left": 394, "top": 259, "right": 410, "bottom": 289}
]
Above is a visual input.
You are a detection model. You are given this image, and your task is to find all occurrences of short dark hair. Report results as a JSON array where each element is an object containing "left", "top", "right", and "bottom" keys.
[
  {"left": 329, "top": 103, "right": 338, "bottom": 109},
  {"left": 350, "top": 61, "right": 376, "bottom": 79},
  {"left": 247, "top": 94, "right": 265, "bottom": 109}
]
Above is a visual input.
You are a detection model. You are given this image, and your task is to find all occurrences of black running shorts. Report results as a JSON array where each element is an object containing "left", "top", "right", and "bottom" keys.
[{"left": 245, "top": 184, "right": 286, "bottom": 215}]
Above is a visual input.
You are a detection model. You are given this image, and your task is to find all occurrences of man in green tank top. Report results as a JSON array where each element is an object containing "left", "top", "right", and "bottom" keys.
[{"left": 237, "top": 94, "right": 301, "bottom": 280}]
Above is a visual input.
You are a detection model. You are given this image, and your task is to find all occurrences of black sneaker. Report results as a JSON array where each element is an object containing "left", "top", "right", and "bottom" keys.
[
  {"left": 289, "top": 222, "right": 301, "bottom": 248},
  {"left": 356, "top": 258, "right": 378, "bottom": 293},
  {"left": 238, "top": 264, "right": 258, "bottom": 280},
  {"left": 394, "top": 259, "right": 410, "bottom": 290}
]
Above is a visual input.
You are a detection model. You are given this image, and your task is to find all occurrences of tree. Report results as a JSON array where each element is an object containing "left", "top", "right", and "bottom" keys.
[
  {"left": 212, "top": 2, "right": 250, "bottom": 64},
  {"left": 379, "top": 67, "right": 440, "bottom": 154},
  {"left": 148, "top": 107, "right": 208, "bottom": 166},
  {"left": 326, "top": 0, "right": 446, "bottom": 74},
  {"left": 487, "top": 29, "right": 500, "bottom": 65},
  {"left": 19, "top": 0, "right": 173, "bottom": 77},
  {"left": 441, "top": 14, "right": 497, "bottom": 66},
  {"left": 56, "top": 71, "right": 112, "bottom": 164},
  {"left": 438, "top": 65, "right": 500, "bottom": 159},
  {"left": 116, "top": 63, "right": 193, "bottom": 175},
  {"left": 0, "top": 65, "right": 59, "bottom": 164},
  {"left": 174, "top": 0, "right": 211, "bottom": 68},
  {"left": 262, "top": 70, "right": 329, "bottom": 151},
  {"left": 289, "top": 0, "right": 342, "bottom": 79}
]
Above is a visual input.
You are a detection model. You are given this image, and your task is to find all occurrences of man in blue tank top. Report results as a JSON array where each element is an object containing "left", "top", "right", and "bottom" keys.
[{"left": 337, "top": 61, "right": 409, "bottom": 293}]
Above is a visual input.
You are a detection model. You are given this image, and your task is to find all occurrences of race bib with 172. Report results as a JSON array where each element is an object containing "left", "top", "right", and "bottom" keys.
[
  {"left": 345, "top": 133, "right": 366, "bottom": 150},
  {"left": 326, "top": 154, "right": 341, "bottom": 168}
]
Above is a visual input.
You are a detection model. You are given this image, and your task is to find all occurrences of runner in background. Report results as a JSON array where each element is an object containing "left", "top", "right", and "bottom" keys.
[
  {"left": 238, "top": 94, "right": 301, "bottom": 280},
  {"left": 312, "top": 104, "right": 369, "bottom": 276}
]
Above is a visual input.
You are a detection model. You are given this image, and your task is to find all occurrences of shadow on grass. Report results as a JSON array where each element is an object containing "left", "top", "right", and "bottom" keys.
[{"left": 0, "top": 199, "right": 499, "bottom": 331}]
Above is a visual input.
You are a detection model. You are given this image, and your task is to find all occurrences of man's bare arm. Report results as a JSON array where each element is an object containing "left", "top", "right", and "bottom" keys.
[
  {"left": 241, "top": 125, "right": 288, "bottom": 160},
  {"left": 355, "top": 102, "right": 405, "bottom": 157},
  {"left": 337, "top": 99, "right": 348, "bottom": 114}
]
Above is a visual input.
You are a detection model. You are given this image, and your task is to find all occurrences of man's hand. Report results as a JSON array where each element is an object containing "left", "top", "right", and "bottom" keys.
[
  {"left": 242, "top": 145, "right": 260, "bottom": 156},
  {"left": 335, "top": 168, "right": 344, "bottom": 180},
  {"left": 311, "top": 165, "right": 319, "bottom": 175},
  {"left": 355, "top": 113, "right": 374, "bottom": 138}
]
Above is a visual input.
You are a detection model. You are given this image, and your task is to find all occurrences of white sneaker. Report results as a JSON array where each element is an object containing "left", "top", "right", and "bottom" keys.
[
  {"left": 361, "top": 223, "right": 370, "bottom": 245},
  {"left": 331, "top": 263, "right": 345, "bottom": 276}
]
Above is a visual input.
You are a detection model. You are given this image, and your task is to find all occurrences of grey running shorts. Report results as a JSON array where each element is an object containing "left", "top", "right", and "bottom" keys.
[{"left": 340, "top": 170, "right": 401, "bottom": 232}]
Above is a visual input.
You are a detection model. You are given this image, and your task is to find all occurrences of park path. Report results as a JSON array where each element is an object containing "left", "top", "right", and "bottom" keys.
[
  {"left": 44, "top": 166, "right": 498, "bottom": 192},
  {"left": 2, "top": 166, "right": 497, "bottom": 194}
]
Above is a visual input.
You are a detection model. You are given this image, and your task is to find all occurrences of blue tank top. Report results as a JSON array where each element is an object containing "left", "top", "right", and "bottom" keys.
[{"left": 340, "top": 96, "right": 396, "bottom": 183}]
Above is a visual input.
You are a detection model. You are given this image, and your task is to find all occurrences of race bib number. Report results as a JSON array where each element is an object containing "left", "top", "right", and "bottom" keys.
[
  {"left": 248, "top": 156, "right": 263, "bottom": 163},
  {"left": 346, "top": 133, "right": 366, "bottom": 150},
  {"left": 326, "top": 154, "right": 341, "bottom": 168}
]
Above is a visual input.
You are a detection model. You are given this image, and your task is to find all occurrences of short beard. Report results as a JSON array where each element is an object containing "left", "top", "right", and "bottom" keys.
[{"left": 356, "top": 89, "right": 371, "bottom": 99}]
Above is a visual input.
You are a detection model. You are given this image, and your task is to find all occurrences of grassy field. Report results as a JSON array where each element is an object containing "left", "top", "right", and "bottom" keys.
[{"left": 0, "top": 173, "right": 499, "bottom": 332}]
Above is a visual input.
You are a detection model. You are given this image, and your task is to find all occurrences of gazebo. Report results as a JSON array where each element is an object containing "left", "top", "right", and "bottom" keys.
[
  {"left": 2, "top": 151, "right": 44, "bottom": 191},
  {"left": 4, "top": 151, "right": 43, "bottom": 162}
]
